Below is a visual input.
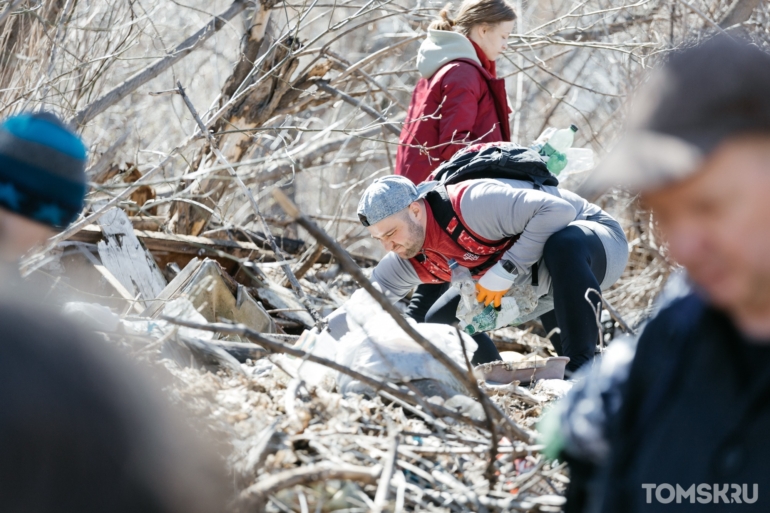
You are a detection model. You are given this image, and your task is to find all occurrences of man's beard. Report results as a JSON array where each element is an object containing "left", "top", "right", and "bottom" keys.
[{"left": 398, "top": 215, "right": 425, "bottom": 259}]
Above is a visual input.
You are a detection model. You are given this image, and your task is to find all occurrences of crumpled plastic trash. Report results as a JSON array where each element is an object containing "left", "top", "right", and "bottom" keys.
[
  {"left": 561, "top": 147, "right": 595, "bottom": 176},
  {"left": 277, "top": 327, "right": 340, "bottom": 391},
  {"left": 63, "top": 301, "right": 121, "bottom": 332},
  {"left": 456, "top": 283, "right": 539, "bottom": 334},
  {"left": 335, "top": 312, "right": 477, "bottom": 396},
  {"left": 273, "top": 287, "right": 478, "bottom": 397},
  {"left": 457, "top": 297, "right": 520, "bottom": 334},
  {"left": 335, "top": 288, "right": 477, "bottom": 395}
]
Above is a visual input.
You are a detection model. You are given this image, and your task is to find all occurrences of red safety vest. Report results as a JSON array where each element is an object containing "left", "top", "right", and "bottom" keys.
[{"left": 409, "top": 182, "right": 519, "bottom": 283}]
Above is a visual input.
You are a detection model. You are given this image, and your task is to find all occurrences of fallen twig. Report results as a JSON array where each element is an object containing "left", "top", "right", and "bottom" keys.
[
  {"left": 457, "top": 327, "right": 499, "bottom": 486},
  {"left": 241, "top": 462, "right": 382, "bottom": 508},
  {"left": 372, "top": 430, "right": 399, "bottom": 513},
  {"left": 586, "top": 288, "right": 636, "bottom": 335},
  {"left": 316, "top": 80, "right": 400, "bottom": 136}
]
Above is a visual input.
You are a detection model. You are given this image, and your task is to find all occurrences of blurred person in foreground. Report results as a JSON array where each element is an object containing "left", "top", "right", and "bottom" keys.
[
  {"left": 563, "top": 35, "right": 770, "bottom": 512},
  {"left": 0, "top": 113, "right": 228, "bottom": 511},
  {"left": 0, "top": 111, "right": 87, "bottom": 266},
  {"left": 0, "top": 299, "right": 227, "bottom": 512}
]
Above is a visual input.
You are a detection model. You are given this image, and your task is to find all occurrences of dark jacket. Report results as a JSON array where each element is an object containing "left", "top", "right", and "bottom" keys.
[
  {"left": 591, "top": 293, "right": 770, "bottom": 512},
  {"left": 395, "top": 30, "right": 510, "bottom": 184}
]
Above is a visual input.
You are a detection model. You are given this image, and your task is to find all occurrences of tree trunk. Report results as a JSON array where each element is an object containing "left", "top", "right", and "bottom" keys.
[
  {"left": 168, "top": 5, "right": 273, "bottom": 236},
  {"left": 719, "top": 0, "right": 762, "bottom": 28},
  {"left": 0, "top": 0, "right": 65, "bottom": 91},
  {"left": 168, "top": 0, "right": 334, "bottom": 236}
]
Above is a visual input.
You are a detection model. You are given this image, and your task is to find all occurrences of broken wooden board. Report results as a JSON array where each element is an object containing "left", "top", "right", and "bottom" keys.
[
  {"left": 69, "top": 224, "right": 273, "bottom": 273},
  {"left": 252, "top": 279, "right": 315, "bottom": 329},
  {"left": 150, "top": 258, "right": 277, "bottom": 337},
  {"left": 96, "top": 208, "right": 167, "bottom": 306},
  {"left": 180, "top": 259, "right": 277, "bottom": 335},
  {"left": 66, "top": 224, "right": 378, "bottom": 269},
  {"left": 77, "top": 246, "right": 144, "bottom": 314},
  {"left": 140, "top": 257, "right": 202, "bottom": 318}
]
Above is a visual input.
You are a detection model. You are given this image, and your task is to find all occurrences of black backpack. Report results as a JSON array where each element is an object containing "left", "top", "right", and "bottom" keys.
[
  {"left": 431, "top": 142, "right": 558, "bottom": 188},
  {"left": 419, "top": 142, "right": 556, "bottom": 284}
]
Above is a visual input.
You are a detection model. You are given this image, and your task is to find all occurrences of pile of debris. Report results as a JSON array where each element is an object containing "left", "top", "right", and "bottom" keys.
[{"left": 26, "top": 204, "right": 575, "bottom": 512}]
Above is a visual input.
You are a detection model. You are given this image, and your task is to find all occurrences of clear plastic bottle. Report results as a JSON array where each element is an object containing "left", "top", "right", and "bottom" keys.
[
  {"left": 448, "top": 259, "right": 477, "bottom": 313},
  {"left": 541, "top": 124, "right": 578, "bottom": 156},
  {"left": 540, "top": 124, "right": 578, "bottom": 175}
]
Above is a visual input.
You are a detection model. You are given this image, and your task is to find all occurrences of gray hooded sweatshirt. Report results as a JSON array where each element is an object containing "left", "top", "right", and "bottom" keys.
[
  {"left": 371, "top": 178, "right": 628, "bottom": 322},
  {"left": 417, "top": 29, "right": 480, "bottom": 79}
]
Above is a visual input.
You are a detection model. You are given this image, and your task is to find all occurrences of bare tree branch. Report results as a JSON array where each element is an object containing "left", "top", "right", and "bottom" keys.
[
  {"left": 719, "top": 0, "right": 762, "bottom": 28},
  {"left": 70, "top": 0, "right": 250, "bottom": 127},
  {"left": 316, "top": 80, "right": 400, "bottom": 136}
]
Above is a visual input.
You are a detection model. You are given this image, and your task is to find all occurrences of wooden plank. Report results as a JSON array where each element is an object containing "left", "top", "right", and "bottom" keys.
[
  {"left": 65, "top": 223, "right": 378, "bottom": 268},
  {"left": 96, "top": 208, "right": 167, "bottom": 305},
  {"left": 140, "top": 257, "right": 202, "bottom": 318},
  {"left": 76, "top": 246, "right": 144, "bottom": 314},
  {"left": 69, "top": 225, "right": 273, "bottom": 260}
]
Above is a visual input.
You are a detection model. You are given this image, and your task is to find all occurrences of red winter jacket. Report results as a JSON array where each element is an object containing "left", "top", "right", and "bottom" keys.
[{"left": 395, "top": 31, "right": 511, "bottom": 184}]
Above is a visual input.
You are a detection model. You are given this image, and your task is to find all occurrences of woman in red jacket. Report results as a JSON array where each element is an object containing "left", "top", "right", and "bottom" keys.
[
  {"left": 397, "top": 0, "right": 516, "bottom": 326},
  {"left": 395, "top": 0, "right": 516, "bottom": 185}
]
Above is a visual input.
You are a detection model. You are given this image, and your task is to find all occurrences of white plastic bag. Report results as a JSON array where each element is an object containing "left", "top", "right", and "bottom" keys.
[
  {"left": 335, "top": 312, "right": 477, "bottom": 396},
  {"left": 332, "top": 288, "right": 477, "bottom": 395},
  {"left": 283, "top": 287, "right": 478, "bottom": 396},
  {"left": 294, "top": 328, "right": 340, "bottom": 390},
  {"left": 561, "top": 148, "right": 595, "bottom": 176},
  {"left": 62, "top": 302, "right": 120, "bottom": 332}
]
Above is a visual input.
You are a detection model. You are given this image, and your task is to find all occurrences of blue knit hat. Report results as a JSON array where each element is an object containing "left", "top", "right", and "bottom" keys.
[{"left": 0, "top": 112, "right": 87, "bottom": 230}]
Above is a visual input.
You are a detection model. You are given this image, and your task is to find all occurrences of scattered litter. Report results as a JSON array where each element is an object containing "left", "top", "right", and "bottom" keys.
[
  {"left": 63, "top": 301, "right": 121, "bottom": 332},
  {"left": 36, "top": 204, "right": 582, "bottom": 512},
  {"left": 36, "top": 206, "right": 578, "bottom": 511},
  {"left": 476, "top": 356, "right": 571, "bottom": 385},
  {"left": 532, "top": 379, "right": 575, "bottom": 400}
]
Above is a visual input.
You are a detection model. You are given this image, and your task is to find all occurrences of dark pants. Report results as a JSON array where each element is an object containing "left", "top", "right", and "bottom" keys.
[
  {"left": 405, "top": 282, "right": 449, "bottom": 324},
  {"left": 406, "top": 282, "right": 501, "bottom": 365},
  {"left": 541, "top": 224, "right": 606, "bottom": 372},
  {"left": 407, "top": 225, "right": 607, "bottom": 372}
]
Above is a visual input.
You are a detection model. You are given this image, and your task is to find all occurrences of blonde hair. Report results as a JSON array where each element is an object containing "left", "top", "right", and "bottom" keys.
[{"left": 429, "top": 0, "right": 516, "bottom": 35}]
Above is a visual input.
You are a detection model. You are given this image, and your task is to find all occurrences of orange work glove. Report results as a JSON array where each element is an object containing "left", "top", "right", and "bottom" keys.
[{"left": 476, "top": 261, "right": 518, "bottom": 308}]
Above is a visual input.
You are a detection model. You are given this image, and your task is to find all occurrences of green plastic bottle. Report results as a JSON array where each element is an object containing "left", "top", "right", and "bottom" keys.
[{"left": 540, "top": 124, "right": 578, "bottom": 175}]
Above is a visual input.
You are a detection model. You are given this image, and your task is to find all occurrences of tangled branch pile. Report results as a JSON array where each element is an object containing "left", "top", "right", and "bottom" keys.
[{"left": 169, "top": 346, "right": 572, "bottom": 512}]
